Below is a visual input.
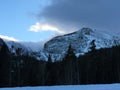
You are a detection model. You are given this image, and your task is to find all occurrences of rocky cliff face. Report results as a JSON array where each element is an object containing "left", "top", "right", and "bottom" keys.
[
  {"left": 44, "top": 28, "right": 120, "bottom": 60},
  {"left": 1, "top": 28, "right": 120, "bottom": 61}
]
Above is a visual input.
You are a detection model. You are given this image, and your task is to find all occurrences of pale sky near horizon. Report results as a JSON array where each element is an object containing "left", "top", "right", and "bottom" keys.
[{"left": 0, "top": 0, "right": 120, "bottom": 42}]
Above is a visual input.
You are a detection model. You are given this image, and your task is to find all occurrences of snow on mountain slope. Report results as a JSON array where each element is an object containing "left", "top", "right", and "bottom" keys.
[
  {"left": 1, "top": 84, "right": 120, "bottom": 90},
  {"left": 21, "top": 41, "right": 44, "bottom": 52},
  {"left": 44, "top": 28, "right": 120, "bottom": 60},
  {"left": 0, "top": 28, "right": 120, "bottom": 61},
  {"left": 6, "top": 41, "right": 29, "bottom": 55},
  {"left": 0, "top": 35, "right": 47, "bottom": 60},
  {"left": 0, "top": 35, "right": 43, "bottom": 52}
]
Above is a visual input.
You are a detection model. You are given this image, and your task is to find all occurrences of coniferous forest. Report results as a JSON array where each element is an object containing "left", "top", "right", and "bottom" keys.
[{"left": 0, "top": 41, "right": 120, "bottom": 87}]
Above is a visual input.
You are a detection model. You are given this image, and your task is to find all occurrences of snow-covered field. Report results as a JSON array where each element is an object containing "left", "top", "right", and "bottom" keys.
[{"left": 1, "top": 84, "right": 120, "bottom": 90}]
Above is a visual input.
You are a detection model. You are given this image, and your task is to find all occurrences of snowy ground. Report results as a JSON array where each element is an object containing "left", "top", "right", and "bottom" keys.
[{"left": 1, "top": 84, "right": 120, "bottom": 90}]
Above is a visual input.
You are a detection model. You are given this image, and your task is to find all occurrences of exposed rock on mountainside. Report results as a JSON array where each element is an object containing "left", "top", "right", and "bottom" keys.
[
  {"left": 44, "top": 28, "right": 120, "bottom": 60},
  {"left": 0, "top": 28, "right": 120, "bottom": 61}
]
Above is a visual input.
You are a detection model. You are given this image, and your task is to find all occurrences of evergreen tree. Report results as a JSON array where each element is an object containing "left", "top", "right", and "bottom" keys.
[
  {"left": 64, "top": 44, "right": 76, "bottom": 59},
  {"left": 15, "top": 48, "right": 24, "bottom": 86},
  {"left": 45, "top": 54, "right": 53, "bottom": 85},
  {"left": 62, "top": 44, "right": 78, "bottom": 84},
  {"left": 89, "top": 40, "right": 96, "bottom": 52},
  {"left": 0, "top": 43, "right": 11, "bottom": 87}
]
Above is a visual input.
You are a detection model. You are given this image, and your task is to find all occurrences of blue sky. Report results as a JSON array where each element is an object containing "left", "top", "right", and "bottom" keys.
[
  {"left": 0, "top": 0, "right": 120, "bottom": 42},
  {"left": 0, "top": 0, "right": 54, "bottom": 41}
]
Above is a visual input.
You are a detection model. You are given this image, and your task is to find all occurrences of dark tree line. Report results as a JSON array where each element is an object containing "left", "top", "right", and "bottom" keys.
[
  {"left": 0, "top": 41, "right": 120, "bottom": 87},
  {"left": 0, "top": 41, "right": 10, "bottom": 87}
]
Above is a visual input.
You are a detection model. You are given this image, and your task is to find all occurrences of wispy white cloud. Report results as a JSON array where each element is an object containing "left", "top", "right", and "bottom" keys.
[
  {"left": 29, "top": 22, "right": 65, "bottom": 34},
  {"left": 0, "top": 35, "right": 19, "bottom": 42}
]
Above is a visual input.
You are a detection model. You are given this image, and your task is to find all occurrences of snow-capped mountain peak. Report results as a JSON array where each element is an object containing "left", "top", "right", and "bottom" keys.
[
  {"left": 0, "top": 28, "right": 120, "bottom": 61},
  {"left": 44, "top": 28, "right": 120, "bottom": 60},
  {"left": 77, "top": 27, "right": 94, "bottom": 35}
]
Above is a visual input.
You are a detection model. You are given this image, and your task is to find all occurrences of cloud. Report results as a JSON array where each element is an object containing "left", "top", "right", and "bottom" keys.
[
  {"left": 0, "top": 35, "right": 19, "bottom": 42},
  {"left": 29, "top": 22, "right": 65, "bottom": 34},
  {"left": 38, "top": 0, "right": 120, "bottom": 35}
]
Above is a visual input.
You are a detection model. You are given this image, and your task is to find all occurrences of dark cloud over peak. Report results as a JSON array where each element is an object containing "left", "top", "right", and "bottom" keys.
[{"left": 38, "top": 0, "right": 120, "bottom": 35}]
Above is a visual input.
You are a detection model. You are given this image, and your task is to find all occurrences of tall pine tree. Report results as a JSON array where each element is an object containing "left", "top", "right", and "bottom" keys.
[{"left": 62, "top": 44, "right": 78, "bottom": 84}]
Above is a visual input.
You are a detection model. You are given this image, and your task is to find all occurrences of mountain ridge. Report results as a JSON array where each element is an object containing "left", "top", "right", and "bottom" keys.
[
  {"left": 44, "top": 28, "right": 120, "bottom": 60},
  {"left": 0, "top": 28, "right": 120, "bottom": 61}
]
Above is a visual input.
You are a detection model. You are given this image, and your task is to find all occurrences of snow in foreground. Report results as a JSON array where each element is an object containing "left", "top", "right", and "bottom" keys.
[{"left": 1, "top": 84, "right": 120, "bottom": 90}]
